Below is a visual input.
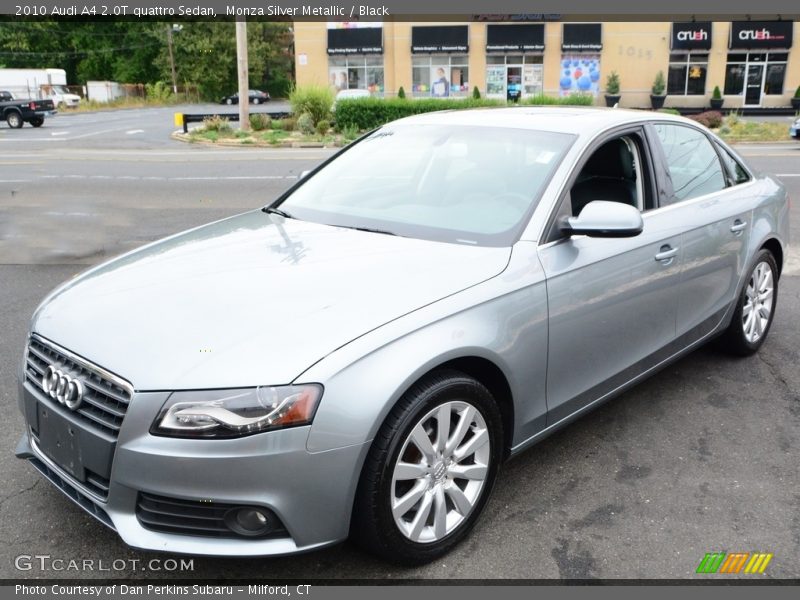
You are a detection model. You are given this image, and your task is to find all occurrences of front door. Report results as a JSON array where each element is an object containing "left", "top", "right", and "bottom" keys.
[
  {"left": 539, "top": 131, "right": 682, "bottom": 425},
  {"left": 744, "top": 64, "right": 763, "bottom": 106},
  {"left": 507, "top": 67, "right": 522, "bottom": 102}
]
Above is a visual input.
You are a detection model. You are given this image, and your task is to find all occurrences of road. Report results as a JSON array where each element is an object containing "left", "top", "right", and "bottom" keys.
[{"left": 0, "top": 111, "right": 799, "bottom": 580}]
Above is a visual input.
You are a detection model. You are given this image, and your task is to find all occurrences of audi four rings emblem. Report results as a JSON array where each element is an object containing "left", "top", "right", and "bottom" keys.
[{"left": 42, "top": 365, "right": 84, "bottom": 410}]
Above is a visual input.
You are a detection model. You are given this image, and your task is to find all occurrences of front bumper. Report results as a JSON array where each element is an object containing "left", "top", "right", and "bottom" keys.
[{"left": 16, "top": 382, "right": 370, "bottom": 556}]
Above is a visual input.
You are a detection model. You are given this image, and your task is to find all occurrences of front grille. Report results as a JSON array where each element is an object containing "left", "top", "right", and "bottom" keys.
[
  {"left": 25, "top": 336, "right": 132, "bottom": 439},
  {"left": 136, "top": 493, "right": 288, "bottom": 539}
]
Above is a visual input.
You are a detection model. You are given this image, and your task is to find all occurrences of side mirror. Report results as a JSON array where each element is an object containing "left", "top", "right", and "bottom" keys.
[
  {"left": 299, "top": 170, "right": 311, "bottom": 179},
  {"left": 564, "top": 200, "right": 643, "bottom": 238}
]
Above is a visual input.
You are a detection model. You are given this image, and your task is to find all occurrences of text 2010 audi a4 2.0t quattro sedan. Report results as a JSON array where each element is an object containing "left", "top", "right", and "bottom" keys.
[{"left": 16, "top": 108, "right": 788, "bottom": 564}]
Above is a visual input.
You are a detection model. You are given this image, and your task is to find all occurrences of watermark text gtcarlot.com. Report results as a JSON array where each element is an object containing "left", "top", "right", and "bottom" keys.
[{"left": 14, "top": 554, "right": 194, "bottom": 572}]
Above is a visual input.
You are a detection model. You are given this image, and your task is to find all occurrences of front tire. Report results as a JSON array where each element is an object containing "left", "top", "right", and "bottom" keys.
[
  {"left": 225, "top": 98, "right": 233, "bottom": 105},
  {"left": 6, "top": 111, "right": 23, "bottom": 129},
  {"left": 351, "top": 370, "right": 503, "bottom": 565},
  {"left": 253, "top": 98, "right": 260, "bottom": 105},
  {"left": 719, "top": 249, "right": 778, "bottom": 356}
]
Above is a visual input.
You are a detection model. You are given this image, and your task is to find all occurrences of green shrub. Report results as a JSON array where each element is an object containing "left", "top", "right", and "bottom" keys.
[
  {"left": 282, "top": 116, "right": 297, "bottom": 131},
  {"left": 249, "top": 113, "right": 272, "bottom": 131},
  {"left": 340, "top": 123, "right": 360, "bottom": 142},
  {"left": 397, "top": 86, "right": 406, "bottom": 99},
  {"left": 521, "top": 93, "right": 594, "bottom": 106},
  {"left": 289, "top": 85, "right": 334, "bottom": 125},
  {"left": 651, "top": 71, "right": 666, "bottom": 96},
  {"left": 658, "top": 107, "right": 681, "bottom": 115},
  {"left": 688, "top": 110, "right": 723, "bottom": 129},
  {"left": 145, "top": 81, "right": 174, "bottom": 102},
  {"left": 297, "top": 112, "right": 315, "bottom": 134},
  {"left": 606, "top": 71, "right": 621, "bottom": 95},
  {"left": 472, "top": 86, "right": 481, "bottom": 99},
  {"left": 712, "top": 85, "right": 722, "bottom": 100},
  {"left": 316, "top": 119, "right": 330, "bottom": 135},
  {"left": 793, "top": 85, "right": 800, "bottom": 99},
  {"left": 333, "top": 97, "right": 504, "bottom": 130},
  {"left": 202, "top": 115, "right": 232, "bottom": 133}
]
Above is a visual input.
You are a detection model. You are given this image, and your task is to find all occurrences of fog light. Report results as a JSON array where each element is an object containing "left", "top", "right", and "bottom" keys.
[{"left": 224, "top": 507, "right": 274, "bottom": 537}]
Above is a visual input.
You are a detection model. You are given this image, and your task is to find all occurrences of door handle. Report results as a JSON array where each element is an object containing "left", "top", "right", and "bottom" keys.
[
  {"left": 655, "top": 246, "right": 679, "bottom": 262},
  {"left": 731, "top": 220, "right": 748, "bottom": 234}
]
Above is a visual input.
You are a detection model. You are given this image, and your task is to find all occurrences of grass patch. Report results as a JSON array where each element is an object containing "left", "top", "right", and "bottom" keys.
[
  {"left": 716, "top": 116, "right": 791, "bottom": 142},
  {"left": 260, "top": 130, "right": 291, "bottom": 145}
]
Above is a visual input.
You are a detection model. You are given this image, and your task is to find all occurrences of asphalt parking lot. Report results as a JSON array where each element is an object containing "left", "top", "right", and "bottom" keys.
[{"left": 0, "top": 109, "right": 799, "bottom": 580}]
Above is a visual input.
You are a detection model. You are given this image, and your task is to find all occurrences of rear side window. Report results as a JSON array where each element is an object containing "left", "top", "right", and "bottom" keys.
[
  {"left": 715, "top": 142, "right": 750, "bottom": 185},
  {"left": 653, "top": 123, "right": 727, "bottom": 204}
]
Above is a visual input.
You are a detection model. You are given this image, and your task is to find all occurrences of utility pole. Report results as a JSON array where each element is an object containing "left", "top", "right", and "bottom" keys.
[
  {"left": 235, "top": 19, "right": 250, "bottom": 132},
  {"left": 166, "top": 24, "right": 178, "bottom": 95}
]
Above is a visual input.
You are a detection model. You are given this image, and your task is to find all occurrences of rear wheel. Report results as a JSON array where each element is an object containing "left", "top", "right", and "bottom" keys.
[
  {"left": 6, "top": 111, "right": 23, "bottom": 129},
  {"left": 30, "top": 117, "right": 44, "bottom": 127},
  {"left": 351, "top": 370, "right": 503, "bottom": 565},
  {"left": 718, "top": 249, "right": 778, "bottom": 356},
  {"left": 225, "top": 98, "right": 233, "bottom": 105}
]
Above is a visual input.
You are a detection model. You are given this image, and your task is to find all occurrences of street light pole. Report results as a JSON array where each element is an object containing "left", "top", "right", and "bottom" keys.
[
  {"left": 166, "top": 24, "right": 178, "bottom": 95},
  {"left": 235, "top": 19, "right": 250, "bottom": 132}
]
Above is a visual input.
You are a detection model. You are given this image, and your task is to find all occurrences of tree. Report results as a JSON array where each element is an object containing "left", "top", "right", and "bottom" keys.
[{"left": 0, "top": 20, "right": 294, "bottom": 100}]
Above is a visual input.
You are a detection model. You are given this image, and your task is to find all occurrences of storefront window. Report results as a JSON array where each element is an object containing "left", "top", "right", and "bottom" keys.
[
  {"left": 764, "top": 63, "right": 786, "bottom": 95},
  {"left": 724, "top": 64, "right": 745, "bottom": 95},
  {"left": 667, "top": 53, "right": 707, "bottom": 95},
  {"left": 412, "top": 56, "right": 469, "bottom": 97},
  {"left": 329, "top": 56, "right": 384, "bottom": 94},
  {"left": 723, "top": 52, "right": 788, "bottom": 99},
  {"left": 559, "top": 54, "right": 601, "bottom": 97}
]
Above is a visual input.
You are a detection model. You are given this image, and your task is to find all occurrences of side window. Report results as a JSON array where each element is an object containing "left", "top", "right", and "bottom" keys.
[
  {"left": 568, "top": 135, "right": 650, "bottom": 217},
  {"left": 653, "top": 124, "right": 726, "bottom": 204},
  {"left": 714, "top": 142, "right": 751, "bottom": 185}
]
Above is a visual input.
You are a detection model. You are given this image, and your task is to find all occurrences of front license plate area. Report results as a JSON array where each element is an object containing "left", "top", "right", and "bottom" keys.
[{"left": 37, "top": 404, "right": 85, "bottom": 481}]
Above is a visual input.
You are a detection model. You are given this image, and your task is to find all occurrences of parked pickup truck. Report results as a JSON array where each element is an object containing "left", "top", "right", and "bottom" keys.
[{"left": 0, "top": 90, "right": 56, "bottom": 128}]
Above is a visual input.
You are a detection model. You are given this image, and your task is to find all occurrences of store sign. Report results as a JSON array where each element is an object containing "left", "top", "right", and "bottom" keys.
[
  {"left": 327, "top": 27, "right": 383, "bottom": 55},
  {"left": 730, "top": 21, "right": 793, "bottom": 49},
  {"left": 671, "top": 22, "right": 712, "bottom": 50},
  {"left": 486, "top": 24, "right": 545, "bottom": 52},
  {"left": 412, "top": 26, "right": 469, "bottom": 53},
  {"left": 562, "top": 24, "right": 602, "bottom": 51}
]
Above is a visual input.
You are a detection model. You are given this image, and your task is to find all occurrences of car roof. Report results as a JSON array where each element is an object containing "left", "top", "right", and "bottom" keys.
[{"left": 393, "top": 106, "right": 695, "bottom": 137}]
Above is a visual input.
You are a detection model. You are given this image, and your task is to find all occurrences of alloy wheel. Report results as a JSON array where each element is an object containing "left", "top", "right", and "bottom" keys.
[
  {"left": 742, "top": 261, "right": 774, "bottom": 344},
  {"left": 391, "top": 400, "right": 490, "bottom": 543}
]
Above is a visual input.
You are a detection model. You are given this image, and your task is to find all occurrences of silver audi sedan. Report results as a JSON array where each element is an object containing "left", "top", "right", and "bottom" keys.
[{"left": 16, "top": 108, "right": 789, "bottom": 564}]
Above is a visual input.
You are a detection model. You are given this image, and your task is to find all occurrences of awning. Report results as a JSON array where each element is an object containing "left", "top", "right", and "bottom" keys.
[
  {"left": 671, "top": 22, "right": 712, "bottom": 50},
  {"left": 412, "top": 26, "right": 469, "bottom": 53},
  {"left": 562, "top": 23, "right": 602, "bottom": 51},
  {"left": 486, "top": 24, "right": 545, "bottom": 52},
  {"left": 730, "top": 21, "right": 793, "bottom": 49},
  {"left": 327, "top": 27, "right": 383, "bottom": 55}
]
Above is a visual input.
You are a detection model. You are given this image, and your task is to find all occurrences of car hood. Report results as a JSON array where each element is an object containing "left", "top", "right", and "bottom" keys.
[{"left": 32, "top": 212, "right": 511, "bottom": 390}]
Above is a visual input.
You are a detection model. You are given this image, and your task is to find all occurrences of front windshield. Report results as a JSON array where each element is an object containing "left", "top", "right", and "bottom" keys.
[{"left": 278, "top": 124, "right": 574, "bottom": 246}]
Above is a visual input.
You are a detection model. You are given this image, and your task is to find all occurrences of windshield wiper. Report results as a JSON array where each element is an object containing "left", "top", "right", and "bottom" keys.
[
  {"left": 263, "top": 206, "right": 294, "bottom": 219},
  {"left": 336, "top": 225, "right": 397, "bottom": 236}
]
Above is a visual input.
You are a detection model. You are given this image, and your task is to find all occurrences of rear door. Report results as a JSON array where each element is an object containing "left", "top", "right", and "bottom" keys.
[{"left": 648, "top": 123, "right": 752, "bottom": 343}]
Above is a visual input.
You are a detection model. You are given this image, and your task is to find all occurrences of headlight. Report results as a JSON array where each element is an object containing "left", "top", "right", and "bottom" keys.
[{"left": 151, "top": 384, "right": 322, "bottom": 439}]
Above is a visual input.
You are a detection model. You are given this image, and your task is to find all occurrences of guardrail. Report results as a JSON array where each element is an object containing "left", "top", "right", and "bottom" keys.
[{"left": 174, "top": 111, "right": 290, "bottom": 133}]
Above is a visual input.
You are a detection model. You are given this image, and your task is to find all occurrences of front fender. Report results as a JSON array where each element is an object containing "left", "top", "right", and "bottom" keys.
[{"left": 301, "top": 242, "right": 549, "bottom": 453}]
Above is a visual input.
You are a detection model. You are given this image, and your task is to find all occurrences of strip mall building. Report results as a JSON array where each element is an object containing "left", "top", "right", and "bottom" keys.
[{"left": 293, "top": 20, "right": 800, "bottom": 108}]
